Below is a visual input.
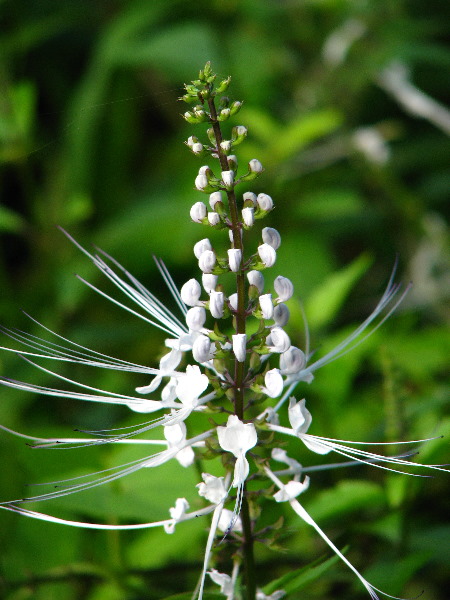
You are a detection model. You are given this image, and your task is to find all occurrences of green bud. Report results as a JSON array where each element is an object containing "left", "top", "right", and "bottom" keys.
[
  {"left": 229, "top": 100, "right": 243, "bottom": 116},
  {"left": 231, "top": 125, "right": 248, "bottom": 146},
  {"left": 216, "top": 76, "right": 231, "bottom": 94},
  {"left": 213, "top": 358, "right": 227, "bottom": 374},
  {"left": 248, "top": 284, "right": 261, "bottom": 300},
  {"left": 217, "top": 107, "right": 231, "bottom": 122},
  {"left": 207, "top": 127, "right": 216, "bottom": 145},
  {"left": 250, "top": 352, "right": 261, "bottom": 371}
]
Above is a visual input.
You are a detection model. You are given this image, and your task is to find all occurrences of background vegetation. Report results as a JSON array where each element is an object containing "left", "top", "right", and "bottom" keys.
[{"left": 0, "top": 0, "right": 448, "bottom": 598}]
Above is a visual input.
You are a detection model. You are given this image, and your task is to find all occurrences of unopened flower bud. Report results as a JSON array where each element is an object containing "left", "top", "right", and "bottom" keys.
[
  {"left": 202, "top": 273, "right": 217, "bottom": 293},
  {"left": 280, "top": 346, "right": 306, "bottom": 374},
  {"left": 199, "top": 165, "right": 213, "bottom": 177},
  {"left": 232, "top": 333, "right": 247, "bottom": 363},
  {"left": 192, "top": 143, "right": 203, "bottom": 155},
  {"left": 227, "top": 155, "right": 238, "bottom": 170},
  {"left": 194, "top": 174, "right": 209, "bottom": 192},
  {"left": 262, "top": 227, "right": 281, "bottom": 250},
  {"left": 229, "top": 100, "right": 242, "bottom": 116},
  {"left": 198, "top": 250, "right": 216, "bottom": 274},
  {"left": 208, "top": 212, "right": 220, "bottom": 226},
  {"left": 193, "top": 335, "right": 214, "bottom": 363},
  {"left": 190, "top": 202, "right": 207, "bottom": 222},
  {"left": 273, "top": 303, "right": 290, "bottom": 326},
  {"left": 249, "top": 159, "right": 263, "bottom": 173},
  {"left": 228, "top": 292, "right": 238, "bottom": 311},
  {"left": 259, "top": 294, "right": 274, "bottom": 319},
  {"left": 186, "top": 306, "right": 206, "bottom": 331},
  {"left": 258, "top": 243, "right": 277, "bottom": 268},
  {"left": 247, "top": 270, "right": 264, "bottom": 293},
  {"left": 220, "top": 140, "right": 232, "bottom": 152},
  {"left": 257, "top": 193, "right": 273, "bottom": 212},
  {"left": 209, "top": 191, "right": 223, "bottom": 210},
  {"left": 186, "top": 136, "right": 197, "bottom": 148},
  {"left": 194, "top": 238, "right": 212, "bottom": 259},
  {"left": 274, "top": 275, "right": 294, "bottom": 301},
  {"left": 228, "top": 249, "right": 242, "bottom": 272},
  {"left": 267, "top": 326, "right": 291, "bottom": 353},
  {"left": 218, "top": 107, "right": 231, "bottom": 121},
  {"left": 183, "top": 111, "right": 197, "bottom": 124},
  {"left": 242, "top": 207, "right": 254, "bottom": 227},
  {"left": 263, "top": 368, "right": 283, "bottom": 398},
  {"left": 221, "top": 170, "right": 235, "bottom": 189},
  {"left": 209, "top": 290, "right": 224, "bottom": 318},
  {"left": 181, "top": 279, "right": 201, "bottom": 306},
  {"left": 231, "top": 125, "right": 248, "bottom": 145}
]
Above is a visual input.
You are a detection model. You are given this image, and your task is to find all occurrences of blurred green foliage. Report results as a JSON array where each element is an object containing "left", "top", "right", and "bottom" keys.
[{"left": 0, "top": 0, "right": 449, "bottom": 598}]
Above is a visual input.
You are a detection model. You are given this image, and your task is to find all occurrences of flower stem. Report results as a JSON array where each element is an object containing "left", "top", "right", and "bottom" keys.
[{"left": 208, "top": 95, "right": 255, "bottom": 600}]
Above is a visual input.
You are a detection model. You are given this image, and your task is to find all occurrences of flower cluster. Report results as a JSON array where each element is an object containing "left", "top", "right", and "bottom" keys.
[{"left": 0, "top": 63, "right": 446, "bottom": 600}]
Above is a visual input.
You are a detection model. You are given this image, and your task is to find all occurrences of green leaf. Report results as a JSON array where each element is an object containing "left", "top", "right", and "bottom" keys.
[
  {"left": 305, "top": 253, "right": 372, "bottom": 329},
  {"left": 262, "top": 553, "right": 340, "bottom": 595}
]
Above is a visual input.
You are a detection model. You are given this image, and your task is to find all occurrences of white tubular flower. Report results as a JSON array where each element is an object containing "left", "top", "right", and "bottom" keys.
[
  {"left": 257, "top": 193, "right": 274, "bottom": 211},
  {"left": 186, "top": 306, "right": 206, "bottom": 331},
  {"left": 218, "top": 508, "right": 243, "bottom": 533},
  {"left": 273, "top": 303, "right": 290, "bottom": 326},
  {"left": 271, "top": 448, "right": 302, "bottom": 476},
  {"left": 232, "top": 333, "right": 247, "bottom": 363},
  {"left": 164, "top": 420, "right": 195, "bottom": 467},
  {"left": 288, "top": 398, "right": 331, "bottom": 455},
  {"left": 228, "top": 248, "right": 242, "bottom": 272},
  {"left": 262, "top": 368, "right": 284, "bottom": 398},
  {"left": 208, "top": 212, "right": 220, "bottom": 226},
  {"left": 273, "top": 477, "right": 310, "bottom": 503},
  {"left": 274, "top": 276, "right": 294, "bottom": 301},
  {"left": 192, "top": 335, "right": 214, "bottom": 363},
  {"left": 259, "top": 293, "right": 274, "bottom": 319},
  {"left": 209, "top": 290, "right": 224, "bottom": 318},
  {"left": 228, "top": 292, "right": 238, "bottom": 311},
  {"left": 194, "top": 174, "right": 209, "bottom": 192},
  {"left": 280, "top": 346, "right": 306, "bottom": 374},
  {"left": 258, "top": 243, "right": 277, "bottom": 268},
  {"left": 194, "top": 238, "right": 213, "bottom": 259},
  {"left": 164, "top": 497, "right": 190, "bottom": 534},
  {"left": 180, "top": 278, "right": 202, "bottom": 306},
  {"left": 197, "top": 473, "right": 227, "bottom": 504},
  {"left": 208, "top": 570, "right": 234, "bottom": 597},
  {"left": 175, "top": 365, "right": 209, "bottom": 409},
  {"left": 135, "top": 347, "right": 182, "bottom": 398},
  {"left": 247, "top": 270, "right": 264, "bottom": 293},
  {"left": 249, "top": 158, "right": 264, "bottom": 174},
  {"left": 198, "top": 250, "right": 216, "bottom": 274},
  {"left": 242, "top": 206, "right": 254, "bottom": 227},
  {"left": 202, "top": 273, "right": 217, "bottom": 293},
  {"left": 267, "top": 327, "right": 291, "bottom": 353},
  {"left": 262, "top": 227, "right": 281, "bottom": 250},
  {"left": 222, "top": 170, "right": 235, "bottom": 189},
  {"left": 209, "top": 191, "right": 223, "bottom": 209},
  {"left": 217, "top": 415, "right": 257, "bottom": 488},
  {"left": 190, "top": 201, "right": 207, "bottom": 221}
]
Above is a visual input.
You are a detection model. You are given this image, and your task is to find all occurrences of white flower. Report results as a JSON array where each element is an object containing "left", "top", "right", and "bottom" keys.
[
  {"left": 194, "top": 173, "right": 209, "bottom": 191},
  {"left": 271, "top": 447, "right": 302, "bottom": 476},
  {"left": 217, "top": 415, "right": 257, "bottom": 488},
  {"left": 135, "top": 347, "right": 182, "bottom": 400},
  {"left": 273, "top": 477, "right": 310, "bottom": 502},
  {"left": 262, "top": 369, "right": 284, "bottom": 398},
  {"left": 232, "top": 333, "right": 247, "bottom": 363},
  {"left": 164, "top": 497, "right": 190, "bottom": 534},
  {"left": 186, "top": 306, "right": 206, "bottom": 331},
  {"left": 180, "top": 278, "right": 202, "bottom": 306},
  {"left": 258, "top": 243, "right": 276, "bottom": 268},
  {"left": 267, "top": 327, "right": 290, "bottom": 353},
  {"left": 164, "top": 420, "right": 195, "bottom": 467},
  {"left": 209, "top": 290, "right": 224, "bottom": 318},
  {"left": 257, "top": 193, "right": 273, "bottom": 211},
  {"left": 256, "top": 591, "right": 286, "bottom": 600},
  {"left": 280, "top": 346, "right": 306, "bottom": 374},
  {"left": 209, "top": 191, "right": 223, "bottom": 209},
  {"left": 194, "top": 238, "right": 213, "bottom": 259},
  {"left": 208, "top": 569, "right": 234, "bottom": 598},
  {"left": 197, "top": 473, "right": 227, "bottom": 504},
  {"left": 199, "top": 250, "right": 216, "bottom": 274},
  {"left": 262, "top": 227, "right": 281, "bottom": 250},
  {"left": 175, "top": 365, "right": 209, "bottom": 409},
  {"left": 228, "top": 248, "right": 242, "bottom": 272},
  {"left": 192, "top": 334, "right": 214, "bottom": 363},
  {"left": 242, "top": 206, "right": 254, "bottom": 227},
  {"left": 259, "top": 293, "right": 274, "bottom": 319},
  {"left": 273, "top": 303, "right": 290, "bottom": 326},
  {"left": 200, "top": 274, "right": 216, "bottom": 295},
  {"left": 247, "top": 269, "right": 264, "bottom": 292},
  {"left": 222, "top": 170, "right": 235, "bottom": 189},
  {"left": 228, "top": 292, "right": 238, "bottom": 311},
  {"left": 243, "top": 191, "right": 257, "bottom": 205},
  {"left": 274, "top": 276, "right": 294, "bottom": 301},
  {"left": 208, "top": 212, "right": 220, "bottom": 226},
  {"left": 218, "top": 508, "right": 243, "bottom": 533}
]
